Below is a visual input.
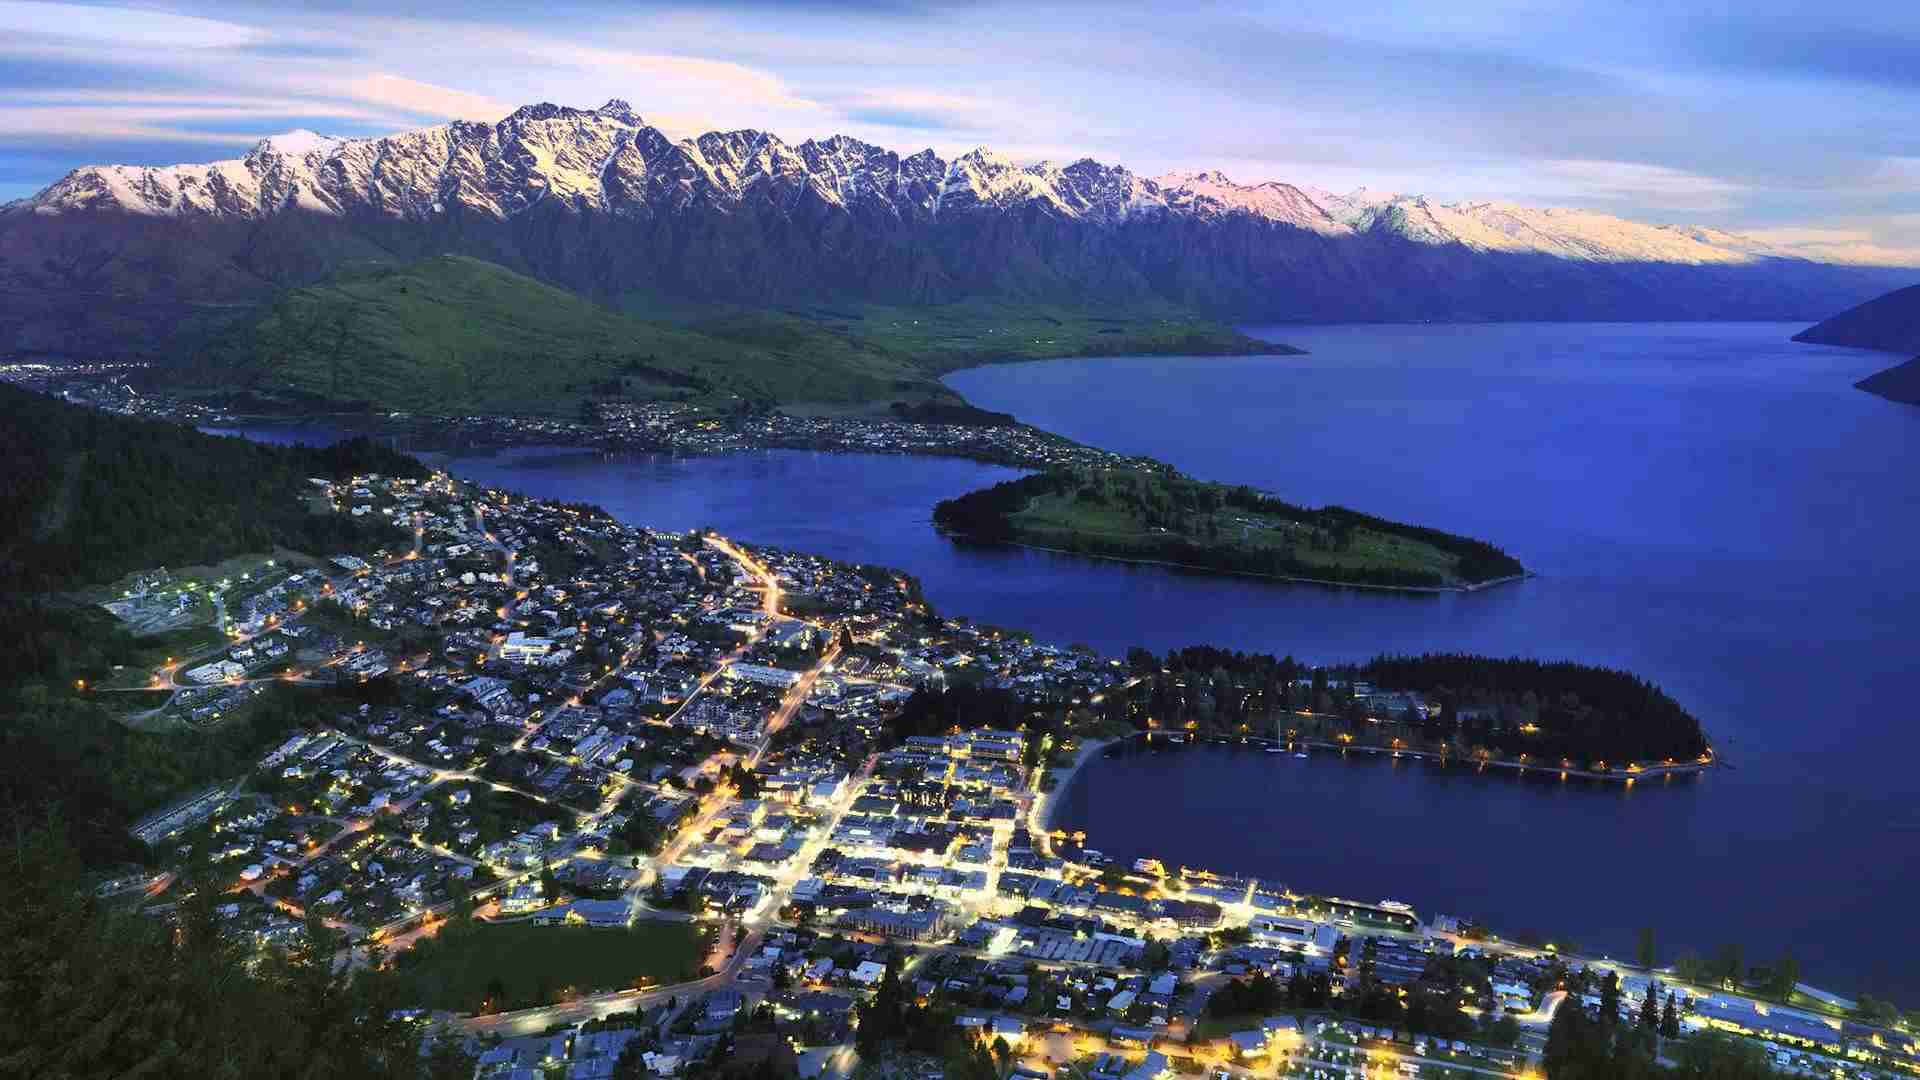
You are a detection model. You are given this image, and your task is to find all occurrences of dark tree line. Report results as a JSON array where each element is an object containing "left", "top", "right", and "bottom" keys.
[
  {"left": 1111, "top": 647, "right": 1707, "bottom": 765},
  {"left": 1353, "top": 654, "right": 1709, "bottom": 763},
  {"left": 884, "top": 683, "right": 1055, "bottom": 746},
  {"left": 931, "top": 468, "right": 1522, "bottom": 587},
  {"left": 853, "top": 954, "right": 1005, "bottom": 1080},
  {"left": 1546, "top": 978, "right": 1779, "bottom": 1080},
  {"left": 888, "top": 400, "right": 1020, "bottom": 427},
  {"left": 0, "top": 383, "right": 424, "bottom": 595}
]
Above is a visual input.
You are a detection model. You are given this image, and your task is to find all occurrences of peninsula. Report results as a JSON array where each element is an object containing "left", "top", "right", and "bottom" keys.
[
  {"left": 932, "top": 468, "right": 1526, "bottom": 590},
  {"left": 15, "top": 384, "right": 1910, "bottom": 1080},
  {"left": 1794, "top": 282, "right": 1920, "bottom": 405}
]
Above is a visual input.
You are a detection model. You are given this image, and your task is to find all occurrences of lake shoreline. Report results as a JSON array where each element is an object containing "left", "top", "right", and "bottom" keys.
[
  {"left": 937, "top": 527, "right": 1531, "bottom": 595},
  {"left": 1036, "top": 736, "right": 1115, "bottom": 833},
  {"left": 1062, "top": 729, "right": 1713, "bottom": 799}
]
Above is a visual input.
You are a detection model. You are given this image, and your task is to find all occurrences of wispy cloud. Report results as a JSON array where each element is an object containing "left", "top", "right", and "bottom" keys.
[
  {"left": 0, "top": 0, "right": 1916, "bottom": 259},
  {"left": 1537, "top": 160, "right": 1748, "bottom": 213},
  {"left": 835, "top": 90, "right": 989, "bottom": 132},
  {"left": 0, "top": 0, "right": 264, "bottom": 48},
  {"left": 347, "top": 74, "right": 513, "bottom": 122}
]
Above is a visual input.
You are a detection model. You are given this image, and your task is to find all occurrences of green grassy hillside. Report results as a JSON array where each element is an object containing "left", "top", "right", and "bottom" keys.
[
  {"left": 933, "top": 468, "right": 1525, "bottom": 589},
  {"left": 179, "top": 255, "right": 923, "bottom": 414},
  {"left": 176, "top": 255, "right": 1293, "bottom": 416}
]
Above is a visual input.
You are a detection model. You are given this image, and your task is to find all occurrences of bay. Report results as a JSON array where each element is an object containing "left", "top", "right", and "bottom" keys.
[{"left": 210, "top": 321, "right": 1920, "bottom": 999}]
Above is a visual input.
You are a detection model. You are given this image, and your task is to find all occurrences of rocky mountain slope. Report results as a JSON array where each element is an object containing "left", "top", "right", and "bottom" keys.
[{"left": 4, "top": 99, "right": 1914, "bottom": 357}]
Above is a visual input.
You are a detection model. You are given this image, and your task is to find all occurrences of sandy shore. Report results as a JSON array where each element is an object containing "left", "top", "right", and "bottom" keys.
[{"left": 1034, "top": 735, "right": 1120, "bottom": 833}]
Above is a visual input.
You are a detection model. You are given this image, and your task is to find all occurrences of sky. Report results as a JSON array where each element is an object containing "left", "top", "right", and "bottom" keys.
[{"left": 3, "top": 0, "right": 1919, "bottom": 263}]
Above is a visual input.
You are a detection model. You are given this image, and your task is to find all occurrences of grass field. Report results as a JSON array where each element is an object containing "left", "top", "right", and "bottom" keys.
[
  {"left": 1010, "top": 486, "right": 1464, "bottom": 583},
  {"left": 175, "top": 255, "right": 1291, "bottom": 416},
  {"left": 392, "top": 919, "right": 706, "bottom": 1013}
]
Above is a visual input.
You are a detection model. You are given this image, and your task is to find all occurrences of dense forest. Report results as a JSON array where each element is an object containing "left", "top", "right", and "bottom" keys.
[
  {"left": 1353, "top": 654, "right": 1709, "bottom": 764},
  {"left": 932, "top": 469, "right": 1524, "bottom": 588},
  {"left": 1111, "top": 647, "right": 1708, "bottom": 767},
  {"left": 882, "top": 683, "right": 1058, "bottom": 767},
  {"left": 1, "top": 821, "right": 469, "bottom": 1078},
  {"left": 0, "top": 383, "right": 424, "bottom": 594},
  {"left": 1544, "top": 978, "right": 1782, "bottom": 1079}
]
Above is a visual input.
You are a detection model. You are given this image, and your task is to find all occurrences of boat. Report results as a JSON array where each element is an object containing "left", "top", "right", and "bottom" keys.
[
  {"left": 1266, "top": 718, "right": 1291, "bottom": 756},
  {"left": 1293, "top": 752, "right": 1308, "bottom": 759}
]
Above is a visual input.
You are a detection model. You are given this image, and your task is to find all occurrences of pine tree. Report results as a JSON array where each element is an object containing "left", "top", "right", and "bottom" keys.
[
  {"left": 1660, "top": 992, "right": 1680, "bottom": 1039},
  {"left": 1772, "top": 948, "right": 1800, "bottom": 1001},
  {"left": 1600, "top": 971, "right": 1621, "bottom": 1029},
  {"left": 1638, "top": 982, "right": 1660, "bottom": 1032}
]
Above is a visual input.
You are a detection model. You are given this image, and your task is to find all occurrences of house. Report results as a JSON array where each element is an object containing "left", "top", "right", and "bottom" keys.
[
  {"left": 536, "top": 899, "right": 634, "bottom": 928},
  {"left": 703, "top": 990, "right": 745, "bottom": 1027},
  {"left": 500, "top": 880, "right": 545, "bottom": 914},
  {"left": 500, "top": 632, "right": 555, "bottom": 663},
  {"left": 1229, "top": 1031, "right": 1268, "bottom": 1059}
]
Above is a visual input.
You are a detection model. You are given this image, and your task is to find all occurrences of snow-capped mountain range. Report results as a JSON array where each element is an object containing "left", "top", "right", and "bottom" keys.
[
  {"left": 20, "top": 99, "right": 1793, "bottom": 266},
  {"left": 3, "top": 99, "right": 1914, "bottom": 358}
]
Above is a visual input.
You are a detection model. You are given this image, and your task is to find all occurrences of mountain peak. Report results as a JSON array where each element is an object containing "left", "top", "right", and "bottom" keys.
[
  {"left": 253, "top": 130, "right": 340, "bottom": 158},
  {"left": 505, "top": 102, "right": 593, "bottom": 124},
  {"left": 13, "top": 103, "right": 1885, "bottom": 276},
  {"left": 1163, "top": 169, "right": 1234, "bottom": 187},
  {"left": 595, "top": 99, "right": 642, "bottom": 124},
  {"left": 955, "top": 146, "right": 1011, "bottom": 167}
]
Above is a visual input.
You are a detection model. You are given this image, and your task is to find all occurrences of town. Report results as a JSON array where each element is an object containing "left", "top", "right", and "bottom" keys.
[
  {"left": 89, "top": 468, "right": 1917, "bottom": 1080},
  {"left": 0, "top": 359, "right": 1159, "bottom": 475}
]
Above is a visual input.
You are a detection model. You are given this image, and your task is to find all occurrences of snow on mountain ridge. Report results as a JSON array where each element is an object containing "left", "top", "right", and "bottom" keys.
[{"left": 20, "top": 101, "right": 1797, "bottom": 265}]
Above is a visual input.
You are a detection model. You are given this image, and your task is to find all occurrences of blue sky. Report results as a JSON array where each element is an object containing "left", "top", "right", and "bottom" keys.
[{"left": 4, "top": 0, "right": 1919, "bottom": 261}]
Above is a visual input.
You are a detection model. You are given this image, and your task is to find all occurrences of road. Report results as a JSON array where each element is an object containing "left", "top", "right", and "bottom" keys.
[{"left": 475, "top": 503, "right": 516, "bottom": 588}]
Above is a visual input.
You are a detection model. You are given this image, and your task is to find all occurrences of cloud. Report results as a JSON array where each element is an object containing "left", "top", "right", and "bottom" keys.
[
  {"left": 348, "top": 74, "right": 513, "bottom": 122},
  {"left": 488, "top": 33, "right": 820, "bottom": 112},
  {"left": 1683, "top": 20, "right": 1920, "bottom": 92},
  {"left": 0, "top": 0, "right": 1916, "bottom": 255},
  {"left": 0, "top": 1, "right": 263, "bottom": 48},
  {"left": 0, "top": 101, "right": 387, "bottom": 146},
  {"left": 1536, "top": 160, "right": 1747, "bottom": 212},
  {"left": 836, "top": 91, "right": 989, "bottom": 132}
]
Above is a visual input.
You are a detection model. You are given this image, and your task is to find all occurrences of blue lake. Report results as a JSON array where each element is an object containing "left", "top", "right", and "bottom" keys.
[{"left": 212, "top": 321, "right": 1920, "bottom": 1000}]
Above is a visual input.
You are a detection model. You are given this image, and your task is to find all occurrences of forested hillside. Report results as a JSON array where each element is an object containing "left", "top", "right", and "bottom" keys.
[
  {"left": 933, "top": 468, "right": 1524, "bottom": 588},
  {"left": 1354, "top": 653, "right": 1710, "bottom": 764},
  {"left": 0, "top": 382, "right": 422, "bottom": 594},
  {"left": 0, "top": 386, "right": 429, "bottom": 861},
  {"left": 1, "top": 821, "right": 463, "bottom": 1077},
  {"left": 1111, "top": 647, "right": 1708, "bottom": 766}
]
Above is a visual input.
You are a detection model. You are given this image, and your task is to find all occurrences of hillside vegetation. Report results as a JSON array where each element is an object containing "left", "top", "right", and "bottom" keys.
[
  {"left": 0, "top": 383, "right": 420, "bottom": 595},
  {"left": 933, "top": 468, "right": 1524, "bottom": 589},
  {"left": 2, "top": 821, "right": 454, "bottom": 1077},
  {"left": 0, "top": 387, "right": 432, "bottom": 862},
  {"left": 1794, "top": 283, "right": 1920, "bottom": 354},
  {"left": 1794, "top": 283, "right": 1920, "bottom": 404},
  {"left": 173, "top": 255, "right": 1292, "bottom": 415},
  {"left": 1855, "top": 356, "right": 1920, "bottom": 405}
]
